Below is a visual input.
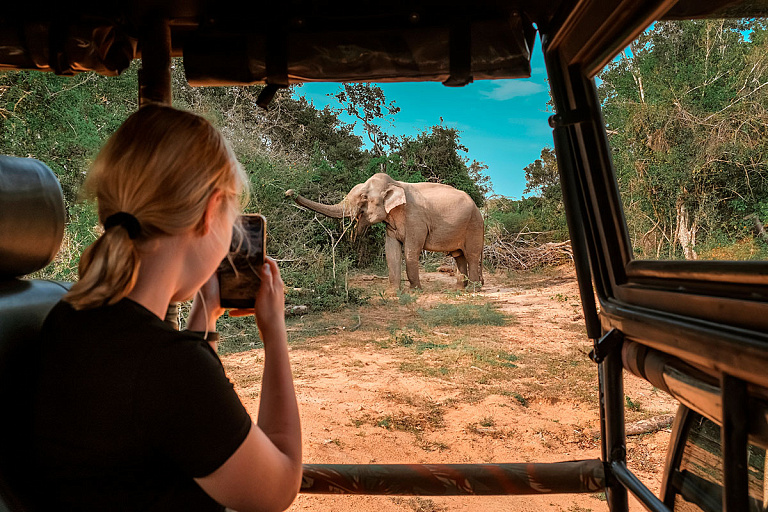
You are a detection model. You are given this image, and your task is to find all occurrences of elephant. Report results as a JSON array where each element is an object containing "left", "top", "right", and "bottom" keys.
[{"left": 285, "top": 173, "right": 484, "bottom": 290}]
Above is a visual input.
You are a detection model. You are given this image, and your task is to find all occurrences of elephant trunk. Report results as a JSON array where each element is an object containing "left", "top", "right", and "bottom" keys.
[{"left": 286, "top": 189, "right": 353, "bottom": 219}]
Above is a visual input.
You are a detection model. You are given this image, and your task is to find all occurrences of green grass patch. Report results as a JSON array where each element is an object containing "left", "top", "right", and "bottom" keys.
[
  {"left": 392, "top": 330, "right": 416, "bottom": 346},
  {"left": 480, "top": 416, "right": 495, "bottom": 427},
  {"left": 471, "top": 349, "right": 519, "bottom": 368},
  {"left": 500, "top": 391, "right": 529, "bottom": 407},
  {"left": 374, "top": 409, "right": 444, "bottom": 434},
  {"left": 625, "top": 395, "right": 643, "bottom": 412},
  {"left": 215, "top": 314, "right": 263, "bottom": 355},
  {"left": 398, "top": 290, "right": 419, "bottom": 305},
  {"left": 413, "top": 341, "right": 452, "bottom": 353},
  {"left": 418, "top": 303, "right": 507, "bottom": 327},
  {"left": 512, "top": 392, "right": 528, "bottom": 406},
  {"left": 399, "top": 361, "right": 453, "bottom": 378}
]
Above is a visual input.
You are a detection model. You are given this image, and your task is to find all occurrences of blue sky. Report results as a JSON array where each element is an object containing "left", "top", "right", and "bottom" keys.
[{"left": 296, "top": 37, "right": 553, "bottom": 199}]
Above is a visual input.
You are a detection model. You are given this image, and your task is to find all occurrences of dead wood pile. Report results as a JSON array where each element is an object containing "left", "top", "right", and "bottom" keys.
[
  {"left": 589, "top": 413, "right": 676, "bottom": 439},
  {"left": 483, "top": 229, "right": 573, "bottom": 270}
]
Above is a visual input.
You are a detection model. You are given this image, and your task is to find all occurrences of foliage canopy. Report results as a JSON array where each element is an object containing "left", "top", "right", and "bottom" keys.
[{"left": 598, "top": 19, "right": 768, "bottom": 260}]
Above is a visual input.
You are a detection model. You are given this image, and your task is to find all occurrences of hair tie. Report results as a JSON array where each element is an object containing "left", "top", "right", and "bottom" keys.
[{"left": 104, "top": 212, "right": 141, "bottom": 239}]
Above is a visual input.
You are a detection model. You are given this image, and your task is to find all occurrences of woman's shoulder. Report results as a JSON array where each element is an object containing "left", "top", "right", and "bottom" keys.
[
  {"left": 45, "top": 297, "right": 157, "bottom": 325},
  {"left": 42, "top": 298, "right": 210, "bottom": 353}
]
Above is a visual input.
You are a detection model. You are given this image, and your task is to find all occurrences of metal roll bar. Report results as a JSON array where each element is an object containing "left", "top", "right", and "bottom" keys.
[{"left": 301, "top": 460, "right": 605, "bottom": 496}]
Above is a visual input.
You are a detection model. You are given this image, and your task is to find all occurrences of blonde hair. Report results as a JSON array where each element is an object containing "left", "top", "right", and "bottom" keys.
[{"left": 65, "top": 104, "right": 248, "bottom": 310}]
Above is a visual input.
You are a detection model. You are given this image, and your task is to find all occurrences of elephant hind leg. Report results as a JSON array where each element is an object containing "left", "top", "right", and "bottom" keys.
[
  {"left": 454, "top": 253, "right": 469, "bottom": 288},
  {"left": 466, "top": 246, "right": 484, "bottom": 287},
  {"left": 467, "top": 254, "right": 483, "bottom": 286}
]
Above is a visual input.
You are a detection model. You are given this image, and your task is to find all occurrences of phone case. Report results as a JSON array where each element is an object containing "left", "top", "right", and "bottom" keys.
[{"left": 217, "top": 214, "right": 266, "bottom": 309}]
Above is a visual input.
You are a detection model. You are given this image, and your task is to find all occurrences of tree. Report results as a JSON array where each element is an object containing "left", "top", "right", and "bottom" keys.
[
  {"left": 333, "top": 83, "right": 400, "bottom": 156},
  {"left": 0, "top": 66, "right": 139, "bottom": 204},
  {"left": 170, "top": 69, "right": 365, "bottom": 173},
  {"left": 484, "top": 146, "right": 567, "bottom": 241},
  {"left": 598, "top": 19, "right": 768, "bottom": 260},
  {"left": 524, "top": 146, "right": 560, "bottom": 202},
  {"left": 394, "top": 124, "right": 488, "bottom": 206}
]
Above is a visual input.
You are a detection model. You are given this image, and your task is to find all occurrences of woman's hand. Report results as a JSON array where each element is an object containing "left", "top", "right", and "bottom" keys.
[
  {"left": 187, "top": 273, "right": 227, "bottom": 333},
  {"left": 227, "top": 258, "right": 286, "bottom": 342},
  {"left": 253, "top": 257, "right": 285, "bottom": 338}
]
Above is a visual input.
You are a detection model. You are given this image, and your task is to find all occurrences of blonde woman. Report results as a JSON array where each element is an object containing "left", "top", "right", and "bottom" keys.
[{"left": 31, "top": 104, "right": 302, "bottom": 512}]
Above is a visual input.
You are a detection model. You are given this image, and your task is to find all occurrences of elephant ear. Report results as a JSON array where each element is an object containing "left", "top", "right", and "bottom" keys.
[{"left": 383, "top": 184, "right": 406, "bottom": 214}]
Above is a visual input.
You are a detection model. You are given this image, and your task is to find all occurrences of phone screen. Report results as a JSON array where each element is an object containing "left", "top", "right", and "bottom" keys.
[{"left": 217, "top": 214, "right": 266, "bottom": 309}]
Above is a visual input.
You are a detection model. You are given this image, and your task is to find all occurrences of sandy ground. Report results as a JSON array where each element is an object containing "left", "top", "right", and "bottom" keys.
[{"left": 222, "top": 265, "right": 679, "bottom": 512}]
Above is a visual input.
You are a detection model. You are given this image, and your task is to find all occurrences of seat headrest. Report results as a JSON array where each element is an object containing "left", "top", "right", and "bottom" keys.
[{"left": 0, "top": 156, "right": 65, "bottom": 278}]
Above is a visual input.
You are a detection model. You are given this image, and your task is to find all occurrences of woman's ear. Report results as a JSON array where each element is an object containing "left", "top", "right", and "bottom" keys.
[
  {"left": 383, "top": 185, "right": 406, "bottom": 213},
  {"left": 200, "top": 189, "right": 225, "bottom": 235}
]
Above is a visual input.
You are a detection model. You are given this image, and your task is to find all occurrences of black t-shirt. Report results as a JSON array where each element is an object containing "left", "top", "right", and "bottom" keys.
[{"left": 31, "top": 299, "right": 252, "bottom": 511}]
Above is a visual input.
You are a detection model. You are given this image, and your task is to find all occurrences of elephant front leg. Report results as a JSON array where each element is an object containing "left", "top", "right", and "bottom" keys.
[
  {"left": 385, "top": 235, "right": 403, "bottom": 290},
  {"left": 403, "top": 244, "right": 423, "bottom": 289}
]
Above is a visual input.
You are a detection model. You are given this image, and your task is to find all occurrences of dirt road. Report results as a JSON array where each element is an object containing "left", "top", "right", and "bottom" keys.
[{"left": 222, "top": 265, "right": 678, "bottom": 512}]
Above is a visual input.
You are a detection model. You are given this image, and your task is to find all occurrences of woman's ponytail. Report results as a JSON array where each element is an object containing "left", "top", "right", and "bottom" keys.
[{"left": 65, "top": 224, "right": 141, "bottom": 309}]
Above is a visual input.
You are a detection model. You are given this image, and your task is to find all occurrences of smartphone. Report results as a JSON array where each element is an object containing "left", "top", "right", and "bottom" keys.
[{"left": 217, "top": 214, "right": 266, "bottom": 309}]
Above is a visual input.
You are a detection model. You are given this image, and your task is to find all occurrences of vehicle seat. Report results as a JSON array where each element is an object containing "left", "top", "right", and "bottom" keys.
[{"left": 0, "top": 156, "right": 68, "bottom": 511}]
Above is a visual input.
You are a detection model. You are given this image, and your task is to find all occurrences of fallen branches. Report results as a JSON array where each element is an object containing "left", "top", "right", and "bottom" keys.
[
  {"left": 589, "top": 414, "right": 676, "bottom": 439},
  {"left": 484, "top": 229, "right": 572, "bottom": 270}
]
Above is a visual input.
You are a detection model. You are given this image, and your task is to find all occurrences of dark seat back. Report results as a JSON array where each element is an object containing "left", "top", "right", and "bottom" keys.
[{"left": 0, "top": 156, "right": 68, "bottom": 511}]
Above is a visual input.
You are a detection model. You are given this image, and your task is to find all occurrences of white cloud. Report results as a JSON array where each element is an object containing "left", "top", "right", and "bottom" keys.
[{"left": 481, "top": 80, "right": 544, "bottom": 101}]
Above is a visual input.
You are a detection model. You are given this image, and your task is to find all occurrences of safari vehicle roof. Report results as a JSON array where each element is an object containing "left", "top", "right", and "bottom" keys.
[{"left": 0, "top": 0, "right": 764, "bottom": 87}]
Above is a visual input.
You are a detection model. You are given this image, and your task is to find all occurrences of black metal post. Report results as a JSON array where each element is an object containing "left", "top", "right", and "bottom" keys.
[
  {"left": 542, "top": 34, "right": 626, "bottom": 511},
  {"left": 138, "top": 18, "right": 172, "bottom": 106},
  {"left": 544, "top": 43, "right": 601, "bottom": 342},
  {"left": 610, "top": 462, "right": 671, "bottom": 512},
  {"left": 721, "top": 373, "right": 749, "bottom": 512},
  {"left": 600, "top": 330, "right": 628, "bottom": 512}
]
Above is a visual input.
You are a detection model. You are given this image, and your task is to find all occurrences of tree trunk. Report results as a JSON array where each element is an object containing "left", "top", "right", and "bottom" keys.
[
  {"left": 627, "top": 44, "right": 645, "bottom": 104},
  {"left": 589, "top": 414, "right": 675, "bottom": 439},
  {"left": 676, "top": 200, "right": 698, "bottom": 260}
]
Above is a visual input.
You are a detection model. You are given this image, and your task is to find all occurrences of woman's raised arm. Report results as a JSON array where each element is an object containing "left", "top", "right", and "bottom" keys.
[{"left": 195, "top": 257, "right": 302, "bottom": 512}]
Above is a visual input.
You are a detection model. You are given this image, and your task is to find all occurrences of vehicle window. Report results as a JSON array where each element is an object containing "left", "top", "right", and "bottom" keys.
[
  {"left": 670, "top": 412, "right": 765, "bottom": 511},
  {"left": 598, "top": 19, "right": 768, "bottom": 261}
]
